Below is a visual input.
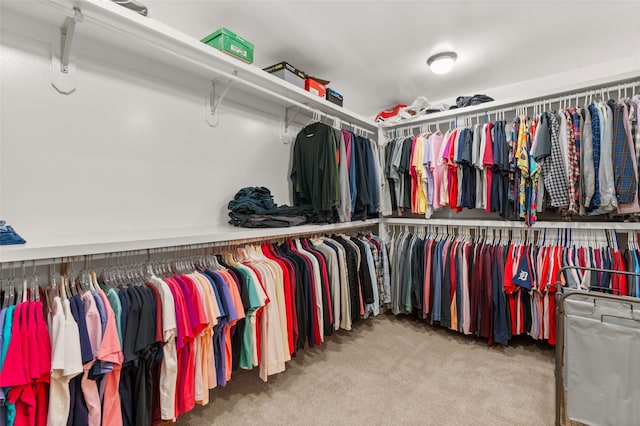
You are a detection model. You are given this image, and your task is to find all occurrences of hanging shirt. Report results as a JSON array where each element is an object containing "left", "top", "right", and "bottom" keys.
[
  {"left": 609, "top": 100, "right": 638, "bottom": 203},
  {"left": 564, "top": 111, "right": 580, "bottom": 216},
  {"left": 47, "top": 298, "right": 83, "bottom": 426},
  {"left": 106, "top": 289, "right": 123, "bottom": 347},
  {"left": 597, "top": 102, "right": 618, "bottom": 211},
  {"left": 148, "top": 276, "right": 178, "bottom": 420},
  {"left": 483, "top": 122, "right": 495, "bottom": 212},
  {"left": 96, "top": 290, "right": 123, "bottom": 426},
  {"left": 291, "top": 122, "right": 339, "bottom": 220},
  {"left": 334, "top": 129, "right": 352, "bottom": 222},
  {"left": 616, "top": 98, "right": 640, "bottom": 214},
  {"left": 342, "top": 130, "right": 358, "bottom": 213},
  {"left": 428, "top": 132, "right": 445, "bottom": 209},
  {"left": 543, "top": 112, "right": 570, "bottom": 208}
]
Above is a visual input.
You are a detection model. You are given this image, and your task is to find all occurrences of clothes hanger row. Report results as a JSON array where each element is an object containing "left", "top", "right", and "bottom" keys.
[
  {"left": 304, "top": 109, "right": 374, "bottom": 137},
  {"left": 387, "top": 223, "right": 630, "bottom": 248},
  {"left": 0, "top": 260, "right": 40, "bottom": 307},
  {"left": 1, "top": 226, "right": 384, "bottom": 308}
]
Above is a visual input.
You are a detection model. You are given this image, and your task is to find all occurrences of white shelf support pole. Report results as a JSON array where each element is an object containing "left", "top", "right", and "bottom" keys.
[
  {"left": 51, "top": 7, "right": 83, "bottom": 94},
  {"left": 206, "top": 76, "right": 236, "bottom": 127}
]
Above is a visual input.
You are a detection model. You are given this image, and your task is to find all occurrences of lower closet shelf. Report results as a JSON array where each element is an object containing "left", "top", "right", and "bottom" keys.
[{"left": 0, "top": 219, "right": 380, "bottom": 262}]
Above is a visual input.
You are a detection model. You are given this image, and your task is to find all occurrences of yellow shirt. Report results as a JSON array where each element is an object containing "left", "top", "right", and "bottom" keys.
[{"left": 412, "top": 136, "right": 427, "bottom": 214}]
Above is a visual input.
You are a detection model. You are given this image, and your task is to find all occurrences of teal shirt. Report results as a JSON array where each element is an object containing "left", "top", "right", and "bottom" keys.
[
  {"left": 106, "top": 289, "right": 123, "bottom": 347},
  {"left": 236, "top": 265, "right": 267, "bottom": 370},
  {"left": 1, "top": 305, "right": 16, "bottom": 426},
  {"left": 1, "top": 305, "right": 14, "bottom": 364}
]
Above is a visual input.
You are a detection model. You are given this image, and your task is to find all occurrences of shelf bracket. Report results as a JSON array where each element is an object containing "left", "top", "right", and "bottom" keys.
[
  {"left": 51, "top": 7, "right": 83, "bottom": 95},
  {"left": 206, "top": 77, "right": 235, "bottom": 127},
  {"left": 284, "top": 106, "right": 303, "bottom": 131},
  {"left": 280, "top": 106, "right": 304, "bottom": 144}
]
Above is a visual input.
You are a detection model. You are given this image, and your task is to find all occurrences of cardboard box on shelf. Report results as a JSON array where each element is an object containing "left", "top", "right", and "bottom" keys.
[
  {"left": 263, "top": 61, "right": 306, "bottom": 89},
  {"left": 326, "top": 87, "right": 343, "bottom": 106},
  {"left": 201, "top": 28, "right": 254, "bottom": 64},
  {"left": 305, "top": 78, "right": 326, "bottom": 97}
]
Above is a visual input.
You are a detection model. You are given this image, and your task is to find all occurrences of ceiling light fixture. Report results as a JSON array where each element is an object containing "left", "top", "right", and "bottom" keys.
[{"left": 427, "top": 51, "right": 458, "bottom": 75}]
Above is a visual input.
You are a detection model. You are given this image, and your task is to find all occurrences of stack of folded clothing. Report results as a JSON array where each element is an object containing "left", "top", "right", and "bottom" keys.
[
  {"left": 228, "top": 187, "right": 318, "bottom": 228},
  {"left": 449, "top": 94, "right": 494, "bottom": 109},
  {"left": 0, "top": 220, "right": 26, "bottom": 245}
]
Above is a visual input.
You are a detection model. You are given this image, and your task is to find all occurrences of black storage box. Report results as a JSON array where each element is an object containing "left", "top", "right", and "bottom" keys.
[
  {"left": 263, "top": 61, "right": 306, "bottom": 90},
  {"left": 326, "top": 87, "right": 343, "bottom": 106}
]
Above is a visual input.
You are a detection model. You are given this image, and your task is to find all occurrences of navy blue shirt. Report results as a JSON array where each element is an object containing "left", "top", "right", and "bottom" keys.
[{"left": 67, "top": 295, "right": 91, "bottom": 426}]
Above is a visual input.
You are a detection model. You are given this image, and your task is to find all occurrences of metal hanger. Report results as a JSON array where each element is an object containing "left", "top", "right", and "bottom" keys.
[
  {"left": 2, "top": 265, "right": 12, "bottom": 308},
  {"left": 30, "top": 260, "right": 39, "bottom": 302},
  {"left": 20, "top": 262, "right": 28, "bottom": 304}
]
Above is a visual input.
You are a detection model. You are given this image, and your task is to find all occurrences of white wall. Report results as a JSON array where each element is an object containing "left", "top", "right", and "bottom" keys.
[
  {"left": 0, "top": 16, "right": 292, "bottom": 245},
  {"left": 430, "top": 55, "right": 640, "bottom": 109}
]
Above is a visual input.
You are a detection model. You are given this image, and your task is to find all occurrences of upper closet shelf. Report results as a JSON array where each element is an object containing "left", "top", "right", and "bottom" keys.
[
  {"left": 3, "top": 0, "right": 376, "bottom": 131},
  {"left": 0, "top": 219, "right": 380, "bottom": 263},
  {"left": 381, "top": 71, "right": 640, "bottom": 130}
]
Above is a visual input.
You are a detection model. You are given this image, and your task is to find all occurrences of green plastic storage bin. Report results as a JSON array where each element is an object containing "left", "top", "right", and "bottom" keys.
[{"left": 201, "top": 28, "right": 254, "bottom": 64}]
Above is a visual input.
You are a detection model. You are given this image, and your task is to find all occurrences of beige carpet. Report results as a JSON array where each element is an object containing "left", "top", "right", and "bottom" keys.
[{"left": 177, "top": 314, "right": 555, "bottom": 425}]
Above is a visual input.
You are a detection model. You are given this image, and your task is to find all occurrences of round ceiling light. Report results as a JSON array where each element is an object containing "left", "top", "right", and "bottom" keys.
[{"left": 427, "top": 51, "right": 458, "bottom": 75}]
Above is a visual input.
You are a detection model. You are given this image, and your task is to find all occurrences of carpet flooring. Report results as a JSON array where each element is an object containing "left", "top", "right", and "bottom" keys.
[{"left": 177, "top": 313, "right": 555, "bottom": 425}]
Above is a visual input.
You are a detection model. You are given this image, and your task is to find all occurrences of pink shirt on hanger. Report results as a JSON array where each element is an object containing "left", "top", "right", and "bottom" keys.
[
  {"left": 81, "top": 292, "right": 102, "bottom": 426},
  {"left": 97, "top": 290, "right": 124, "bottom": 426}
]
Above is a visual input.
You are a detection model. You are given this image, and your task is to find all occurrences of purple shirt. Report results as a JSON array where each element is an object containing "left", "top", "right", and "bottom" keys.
[
  {"left": 424, "top": 135, "right": 435, "bottom": 204},
  {"left": 92, "top": 291, "right": 108, "bottom": 336}
]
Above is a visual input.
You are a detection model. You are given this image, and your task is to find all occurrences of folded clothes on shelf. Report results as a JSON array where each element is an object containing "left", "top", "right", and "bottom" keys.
[
  {"left": 0, "top": 220, "right": 26, "bottom": 245},
  {"left": 228, "top": 212, "right": 307, "bottom": 228},
  {"left": 228, "top": 186, "right": 279, "bottom": 215},
  {"left": 449, "top": 94, "right": 494, "bottom": 109},
  {"left": 228, "top": 187, "right": 315, "bottom": 228}
]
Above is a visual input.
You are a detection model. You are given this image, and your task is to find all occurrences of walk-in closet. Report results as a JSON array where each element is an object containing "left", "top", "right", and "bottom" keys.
[{"left": 1, "top": 1, "right": 639, "bottom": 425}]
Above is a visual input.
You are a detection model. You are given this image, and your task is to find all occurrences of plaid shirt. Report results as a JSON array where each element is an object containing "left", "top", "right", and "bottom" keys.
[
  {"left": 632, "top": 96, "right": 640, "bottom": 199},
  {"left": 370, "top": 235, "right": 391, "bottom": 304},
  {"left": 588, "top": 104, "right": 602, "bottom": 208},
  {"left": 610, "top": 100, "right": 637, "bottom": 202},
  {"left": 543, "top": 112, "right": 570, "bottom": 208},
  {"left": 571, "top": 108, "right": 582, "bottom": 207},
  {"left": 565, "top": 110, "right": 580, "bottom": 215},
  {"left": 367, "top": 238, "right": 384, "bottom": 304}
]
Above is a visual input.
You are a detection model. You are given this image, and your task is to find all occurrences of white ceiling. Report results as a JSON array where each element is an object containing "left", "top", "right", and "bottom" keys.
[{"left": 145, "top": 0, "right": 639, "bottom": 117}]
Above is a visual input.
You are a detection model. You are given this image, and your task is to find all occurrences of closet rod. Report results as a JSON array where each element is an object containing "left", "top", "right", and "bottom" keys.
[
  {"left": 382, "top": 218, "right": 640, "bottom": 231},
  {"left": 384, "top": 76, "right": 640, "bottom": 133}
]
